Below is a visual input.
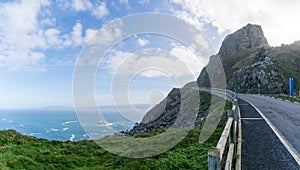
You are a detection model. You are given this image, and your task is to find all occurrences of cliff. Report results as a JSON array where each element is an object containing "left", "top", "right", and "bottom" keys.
[
  {"left": 126, "top": 23, "right": 300, "bottom": 135},
  {"left": 198, "top": 24, "right": 299, "bottom": 94}
]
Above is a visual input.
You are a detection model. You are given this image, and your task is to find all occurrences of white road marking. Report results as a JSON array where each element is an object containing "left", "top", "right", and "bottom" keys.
[
  {"left": 242, "top": 98, "right": 300, "bottom": 166},
  {"left": 240, "top": 118, "right": 263, "bottom": 120}
]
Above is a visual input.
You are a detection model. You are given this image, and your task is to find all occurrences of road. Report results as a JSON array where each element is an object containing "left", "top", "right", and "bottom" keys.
[{"left": 238, "top": 94, "right": 300, "bottom": 169}]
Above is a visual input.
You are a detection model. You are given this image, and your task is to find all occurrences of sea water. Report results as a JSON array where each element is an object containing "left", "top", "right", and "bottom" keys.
[{"left": 0, "top": 105, "right": 149, "bottom": 141}]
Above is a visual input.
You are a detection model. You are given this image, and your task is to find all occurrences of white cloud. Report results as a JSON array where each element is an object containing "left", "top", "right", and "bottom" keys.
[
  {"left": 71, "top": 22, "right": 83, "bottom": 46},
  {"left": 137, "top": 38, "right": 150, "bottom": 46},
  {"left": 68, "top": 0, "right": 110, "bottom": 19},
  {"left": 76, "top": 21, "right": 124, "bottom": 66},
  {"left": 170, "top": 0, "right": 300, "bottom": 46},
  {"left": 92, "top": 2, "right": 109, "bottom": 19},
  {"left": 104, "top": 46, "right": 207, "bottom": 84},
  {"left": 45, "top": 28, "right": 62, "bottom": 46},
  {"left": 86, "top": 21, "right": 123, "bottom": 46},
  {"left": 0, "top": 0, "right": 49, "bottom": 71},
  {"left": 72, "top": 0, "right": 92, "bottom": 12},
  {"left": 170, "top": 45, "right": 208, "bottom": 77},
  {"left": 0, "top": 0, "right": 91, "bottom": 71},
  {"left": 40, "top": 17, "right": 56, "bottom": 26},
  {"left": 119, "top": 0, "right": 131, "bottom": 9},
  {"left": 85, "top": 29, "right": 98, "bottom": 43},
  {"left": 119, "top": 0, "right": 128, "bottom": 4}
]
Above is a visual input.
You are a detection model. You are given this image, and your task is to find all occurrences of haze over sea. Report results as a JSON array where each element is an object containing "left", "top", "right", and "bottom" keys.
[{"left": 0, "top": 105, "right": 149, "bottom": 141}]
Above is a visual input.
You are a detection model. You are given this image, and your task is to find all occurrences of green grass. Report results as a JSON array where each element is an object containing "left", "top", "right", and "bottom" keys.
[
  {"left": 266, "top": 94, "right": 300, "bottom": 103},
  {"left": 0, "top": 127, "right": 225, "bottom": 169},
  {"left": 0, "top": 92, "right": 232, "bottom": 169}
]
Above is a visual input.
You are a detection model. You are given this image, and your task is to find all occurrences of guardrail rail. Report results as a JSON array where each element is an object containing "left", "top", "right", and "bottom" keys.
[{"left": 198, "top": 88, "right": 241, "bottom": 170}]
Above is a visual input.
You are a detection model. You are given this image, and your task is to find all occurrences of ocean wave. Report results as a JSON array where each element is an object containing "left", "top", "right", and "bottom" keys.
[
  {"left": 19, "top": 124, "right": 25, "bottom": 127},
  {"left": 104, "top": 123, "right": 113, "bottom": 126},
  {"left": 69, "top": 134, "right": 75, "bottom": 141},
  {"left": 63, "top": 128, "right": 68, "bottom": 131},
  {"left": 62, "top": 120, "right": 78, "bottom": 126},
  {"left": 50, "top": 128, "right": 59, "bottom": 132}
]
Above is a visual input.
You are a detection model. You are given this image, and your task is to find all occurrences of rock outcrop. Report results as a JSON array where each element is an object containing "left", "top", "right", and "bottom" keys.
[
  {"left": 198, "top": 24, "right": 269, "bottom": 88},
  {"left": 228, "top": 56, "right": 285, "bottom": 93},
  {"left": 125, "top": 23, "right": 300, "bottom": 135},
  {"left": 218, "top": 24, "right": 269, "bottom": 58},
  {"left": 197, "top": 23, "right": 294, "bottom": 94},
  {"left": 124, "top": 82, "right": 206, "bottom": 135}
]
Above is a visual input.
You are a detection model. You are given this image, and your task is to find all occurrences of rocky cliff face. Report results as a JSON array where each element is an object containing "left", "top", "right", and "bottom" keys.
[
  {"left": 124, "top": 82, "right": 205, "bottom": 135},
  {"left": 125, "top": 23, "right": 300, "bottom": 135},
  {"left": 227, "top": 56, "right": 285, "bottom": 93},
  {"left": 197, "top": 23, "right": 295, "bottom": 94},
  {"left": 218, "top": 24, "right": 269, "bottom": 58},
  {"left": 198, "top": 24, "right": 270, "bottom": 88}
]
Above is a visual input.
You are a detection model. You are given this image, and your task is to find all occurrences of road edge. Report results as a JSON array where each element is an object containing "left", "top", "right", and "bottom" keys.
[{"left": 241, "top": 98, "right": 300, "bottom": 166}]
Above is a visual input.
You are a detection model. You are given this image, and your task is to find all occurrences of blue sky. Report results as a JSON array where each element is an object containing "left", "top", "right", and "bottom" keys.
[{"left": 1, "top": 0, "right": 300, "bottom": 108}]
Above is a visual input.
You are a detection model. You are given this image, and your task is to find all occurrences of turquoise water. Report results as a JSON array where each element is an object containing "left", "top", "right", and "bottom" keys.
[{"left": 0, "top": 106, "right": 148, "bottom": 141}]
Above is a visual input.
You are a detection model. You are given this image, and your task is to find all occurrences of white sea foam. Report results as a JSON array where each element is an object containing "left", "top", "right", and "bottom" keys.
[
  {"left": 63, "top": 128, "right": 68, "bottom": 131},
  {"left": 62, "top": 120, "right": 78, "bottom": 126},
  {"left": 51, "top": 128, "right": 59, "bottom": 132},
  {"left": 19, "top": 124, "right": 25, "bottom": 127},
  {"left": 69, "top": 134, "right": 75, "bottom": 141}
]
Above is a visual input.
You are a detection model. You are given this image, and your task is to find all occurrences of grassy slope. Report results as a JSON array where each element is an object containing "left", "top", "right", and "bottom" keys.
[
  {"left": 219, "top": 41, "right": 300, "bottom": 93},
  {"left": 266, "top": 94, "right": 300, "bottom": 103},
  {"left": 270, "top": 41, "right": 300, "bottom": 91},
  {"left": 0, "top": 93, "right": 231, "bottom": 170}
]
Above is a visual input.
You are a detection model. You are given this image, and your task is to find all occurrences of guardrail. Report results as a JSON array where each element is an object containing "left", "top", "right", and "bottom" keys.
[{"left": 198, "top": 88, "right": 241, "bottom": 170}]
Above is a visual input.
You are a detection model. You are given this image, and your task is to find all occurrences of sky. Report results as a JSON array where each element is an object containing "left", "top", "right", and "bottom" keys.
[{"left": 1, "top": 0, "right": 300, "bottom": 109}]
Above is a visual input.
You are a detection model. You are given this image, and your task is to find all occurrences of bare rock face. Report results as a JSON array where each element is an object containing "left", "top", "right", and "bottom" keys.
[
  {"left": 198, "top": 23, "right": 270, "bottom": 88},
  {"left": 125, "top": 23, "right": 298, "bottom": 135},
  {"left": 197, "top": 55, "right": 226, "bottom": 88},
  {"left": 227, "top": 56, "right": 285, "bottom": 94},
  {"left": 218, "top": 24, "right": 269, "bottom": 58},
  {"left": 124, "top": 82, "right": 202, "bottom": 135}
]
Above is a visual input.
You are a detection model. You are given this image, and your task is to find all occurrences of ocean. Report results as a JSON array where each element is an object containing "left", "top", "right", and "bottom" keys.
[{"left": 0, "top": 105, "right": 149, "bottom": 141}]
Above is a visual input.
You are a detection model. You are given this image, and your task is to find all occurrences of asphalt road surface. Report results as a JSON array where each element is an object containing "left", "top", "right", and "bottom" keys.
[{"left": 238, "top": 94, "right": 300, "bottom": 170}]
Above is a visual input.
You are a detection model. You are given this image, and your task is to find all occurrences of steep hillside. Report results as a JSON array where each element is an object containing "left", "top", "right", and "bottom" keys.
[
  {"left": 125, "top": 82, "right": 231, "bottom": 135},
  {"left": 198, "top": 23, "right": 300, "bottom": 94},
  {"left": 132, "top": 23, "right": 300, "bottom": 135}
]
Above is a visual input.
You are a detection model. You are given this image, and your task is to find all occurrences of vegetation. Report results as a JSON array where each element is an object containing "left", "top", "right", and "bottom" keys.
[
  {"left": 0, "top": 92, "right": 232, "bottom": 169},
  {"left": 271, "top": 41, "right": 300, "bottom": 91},
  {"left": 0, "top": 127, "right": 224, "bottom": 169},
  {"left": 266, "top": 94, "right": 300, "bottom": 103},
  {"left": 215, "top": 41, "right": 300, "bottom": 94}
]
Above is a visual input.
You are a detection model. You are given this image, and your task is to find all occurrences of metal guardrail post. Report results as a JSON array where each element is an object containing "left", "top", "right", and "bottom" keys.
[
  {"left": 227, "top": 110, "right": 234, "bottom": 144},
  {"left": 199, "top": 88, "right": 241, "bottom": 170},
  {"left": 236, "top": 103, "right": 242, "bottom": 170},
  {"left": 208, "top": 148, "right": 221, "bottom": 170},
  {"left": 225, "top": 143, "right": 235, "bottom": 170}
]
